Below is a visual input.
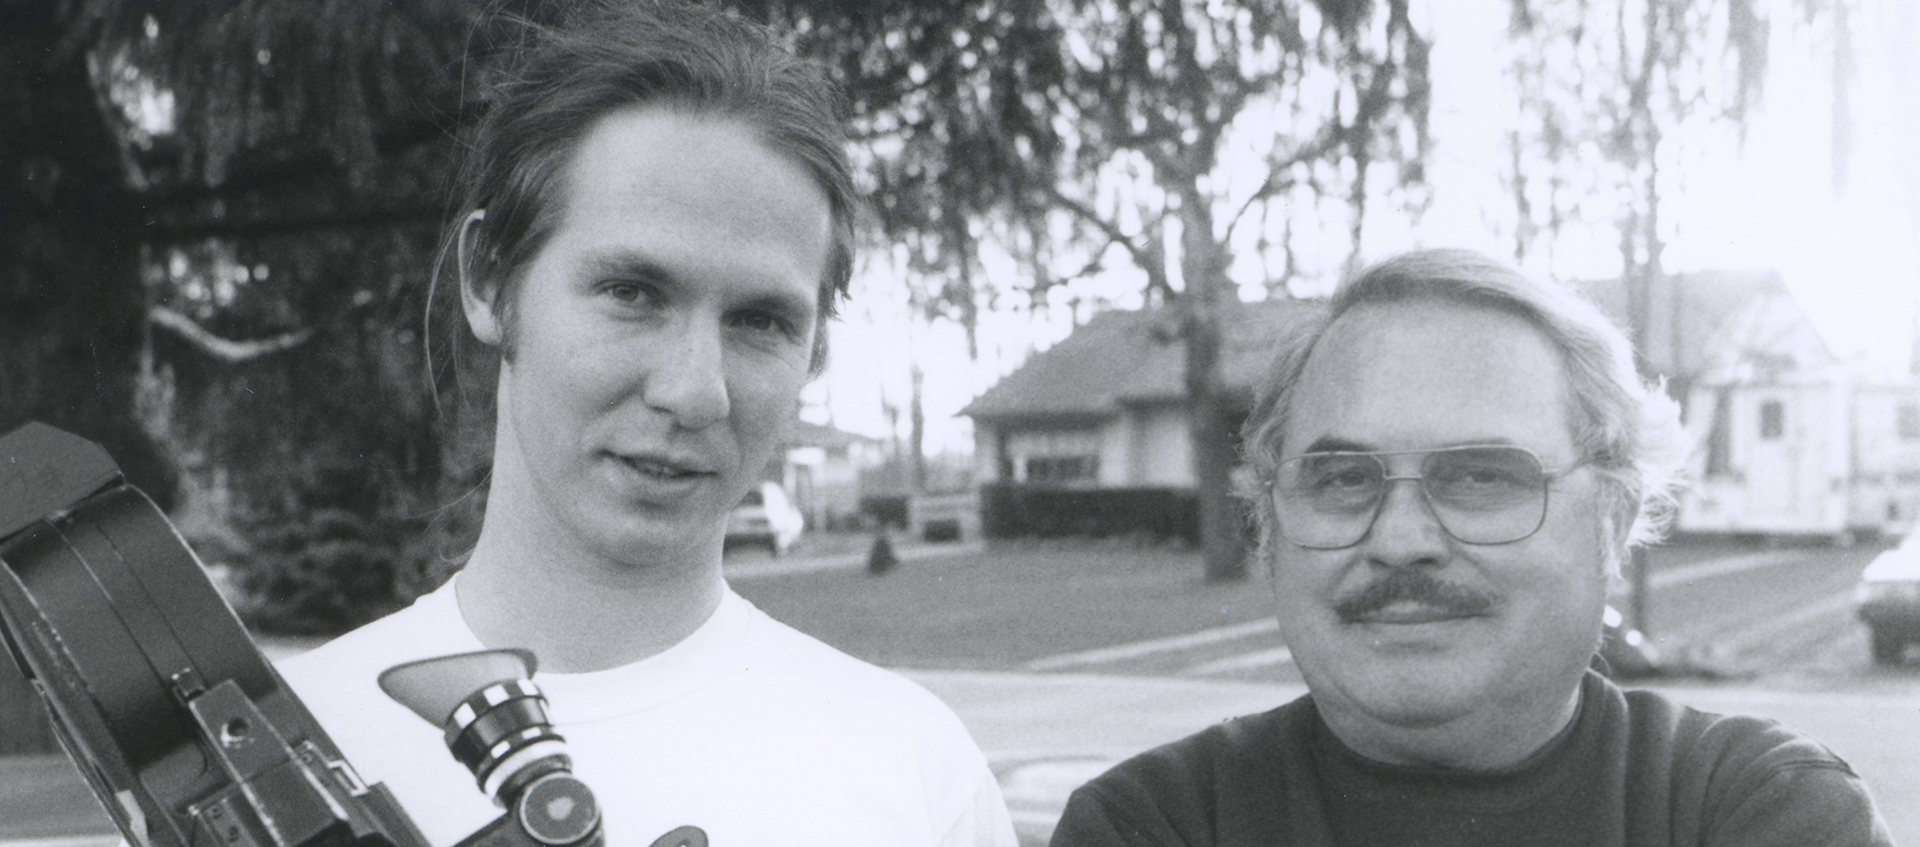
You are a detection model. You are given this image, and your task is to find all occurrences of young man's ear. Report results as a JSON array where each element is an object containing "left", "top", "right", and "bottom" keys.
[{"left": 458, "top": 208, "right": 505, "bottom": 346}]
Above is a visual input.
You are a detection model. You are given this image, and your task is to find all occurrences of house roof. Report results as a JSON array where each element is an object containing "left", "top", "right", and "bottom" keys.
[
  {"left": 962, "top": 268, "right": 1841, "bottom": 422},
  {"left": 961, "top": 299, "right": 1321, "bottom": 421},
  {"left": 1574, "top": 269, "right": 1836, "bottom": 380}
]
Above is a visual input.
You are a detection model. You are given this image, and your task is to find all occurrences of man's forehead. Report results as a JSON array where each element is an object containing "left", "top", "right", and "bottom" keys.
[
  {"left": 1280, "top": 298, "right": 1578, "bottom": 454},
  {"left": 1310, "top": 298, "right": 1562, "bottom": 376}
]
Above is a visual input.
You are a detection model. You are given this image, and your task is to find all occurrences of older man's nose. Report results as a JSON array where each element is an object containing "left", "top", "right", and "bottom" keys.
[{"left": 1362, "top": 477, "right": 1449, "bottom": 567}]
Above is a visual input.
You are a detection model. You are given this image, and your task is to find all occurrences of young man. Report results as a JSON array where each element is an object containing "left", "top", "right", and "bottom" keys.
[
  {"left": 277, "top": 4, "right": 1014, "bottom": 845},
  {"left": 1050, "top": 249, "right": 1892, "bottom": 846}
]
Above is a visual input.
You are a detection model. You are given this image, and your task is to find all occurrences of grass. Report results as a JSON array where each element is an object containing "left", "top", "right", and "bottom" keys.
[
  {"left": 732, "top": 536, "right": 1276, "bottom": 670},
  {"left": 731, "top": 533, "right": 1817, "bottom": 673}
]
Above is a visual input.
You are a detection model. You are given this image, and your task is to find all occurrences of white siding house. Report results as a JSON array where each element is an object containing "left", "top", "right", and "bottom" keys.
[
  {"left": 1581, "top": 269, "right": 1920, "bottom": 540},
  {"left": 964, "top": 300, "right": 1312, "bottom": 492}
]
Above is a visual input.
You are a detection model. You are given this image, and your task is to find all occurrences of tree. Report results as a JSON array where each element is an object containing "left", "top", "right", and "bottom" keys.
[
  {"left": 761, "top": 0, "right": 1068, "bottom": 498},
  {"left": 769, "top": 1, "right": 1435, "bottom": 577},
  {"left": 1503, "top": 0, "right": 1864, "bottom": 632},
  {"left": 1, "top": 0, "right": 486, "bottom": 633},
  {"left": 1502, "top": 0, "right": 1805, "bottom": 334},
  {"left": 1038, "top": 0, "right": 1433, "bottom": 579},
  {"left": 0, "top": 0, "right": 171, "bottom": 511}
]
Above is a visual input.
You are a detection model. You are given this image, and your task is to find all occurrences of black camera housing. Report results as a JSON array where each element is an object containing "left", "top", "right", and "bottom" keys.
[{"left": 0, "top": 423, "right": 601, "bottom": 847}]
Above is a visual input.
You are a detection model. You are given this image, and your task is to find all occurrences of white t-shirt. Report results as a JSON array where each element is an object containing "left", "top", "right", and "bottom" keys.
[{"left": 276, "top": 579, "right": 1015, "bottom": 847}]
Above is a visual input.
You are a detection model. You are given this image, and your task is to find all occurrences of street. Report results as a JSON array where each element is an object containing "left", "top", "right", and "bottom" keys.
[{"left": 731, "top": 535, "right": 1915, "bottom": 692}]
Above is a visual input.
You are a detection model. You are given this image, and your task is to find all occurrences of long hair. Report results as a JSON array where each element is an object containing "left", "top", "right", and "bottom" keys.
[{"left": 427, "top": 0, "right": 856, "bottom": 394}]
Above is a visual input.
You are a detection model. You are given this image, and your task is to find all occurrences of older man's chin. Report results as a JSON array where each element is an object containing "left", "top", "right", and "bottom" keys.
[{"left": 1295, "top": 632, "right": 1526, "bottom": 727}]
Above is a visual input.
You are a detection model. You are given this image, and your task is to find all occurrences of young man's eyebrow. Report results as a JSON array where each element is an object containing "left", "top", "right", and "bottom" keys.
[{"left": 582, "top": 250, "right": 675, "bottom": 282}]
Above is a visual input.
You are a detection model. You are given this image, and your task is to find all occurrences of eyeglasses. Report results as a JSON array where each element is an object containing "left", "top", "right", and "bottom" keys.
[{"left": 1271, "top": 445, "right": 1586, "bottom": 549}]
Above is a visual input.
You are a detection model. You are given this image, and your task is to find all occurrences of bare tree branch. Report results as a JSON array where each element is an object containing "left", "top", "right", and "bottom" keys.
[{"left": 148, "top": 305, "right": 314, "bottom": 362}]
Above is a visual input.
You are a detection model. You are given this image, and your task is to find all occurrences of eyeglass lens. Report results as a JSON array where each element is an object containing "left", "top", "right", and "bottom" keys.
[{"left": 1274, "top": 446, "right": 1552, "bottom": 548}]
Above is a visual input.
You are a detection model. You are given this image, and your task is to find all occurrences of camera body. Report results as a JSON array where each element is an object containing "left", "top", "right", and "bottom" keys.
[{"left": 0, "top": 423, "right": 601, "bottom": 847}]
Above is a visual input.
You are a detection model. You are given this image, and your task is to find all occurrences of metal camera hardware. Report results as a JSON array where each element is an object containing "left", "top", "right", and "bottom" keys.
[
  {"left": 0, "top": 423, "right": 604, "bottom": 847},
  {"left": 380, "top": 651, "right": 603, "bottom": 847}
]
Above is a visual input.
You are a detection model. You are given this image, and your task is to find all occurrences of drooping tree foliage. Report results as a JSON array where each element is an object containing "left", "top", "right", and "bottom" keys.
[
  {"left": 768, "top": 1, "right": 1437, "bottom": 580},
  {"left": 1033, "top": 0, "right": 1434, "bottom": 579},
  {"left": 1504, "top": 0, "right": 1781, "bottom": 333},
  {"left": 2, "top": 0, "right": 486, "bottom": 635},
  {"left": 1, "top": 0, "right": 169, "bottom": 521},
  {"left": 1501, "top": 0, "right": 1862, "bottom": 633},
  {"left": 3, "top": 0, "right": 1440, "bottom": 621}
]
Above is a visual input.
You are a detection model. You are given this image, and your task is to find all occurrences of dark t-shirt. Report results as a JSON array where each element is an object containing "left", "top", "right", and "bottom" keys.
[{"left": 1051, "top": 671, "right": 1892, "bottom": 847}]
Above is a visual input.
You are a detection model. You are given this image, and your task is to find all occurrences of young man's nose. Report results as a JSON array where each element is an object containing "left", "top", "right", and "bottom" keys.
[{"left": 644, "top": 320, "right": 730, "bottom": 429}]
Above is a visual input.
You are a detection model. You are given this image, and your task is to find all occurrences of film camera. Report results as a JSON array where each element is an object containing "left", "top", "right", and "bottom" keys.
[{"left": 0, "top": 423, "right": 604, "bottom": 847}]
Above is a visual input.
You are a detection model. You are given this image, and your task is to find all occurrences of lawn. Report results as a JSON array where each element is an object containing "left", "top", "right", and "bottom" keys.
[
  {"left": 729, "top": 533, "right": 1804, "bottom": 673},
  {"left": 731, "top": 537, "right": 1278, "bottom": 670}
]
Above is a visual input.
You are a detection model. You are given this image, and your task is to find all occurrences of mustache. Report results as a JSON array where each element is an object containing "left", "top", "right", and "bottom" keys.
[{"left": 1334, "top": 568, "right": 1496, "bottom": 622}]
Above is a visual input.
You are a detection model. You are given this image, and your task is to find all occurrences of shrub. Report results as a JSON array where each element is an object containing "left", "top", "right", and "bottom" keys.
[
  {"left": 238, "top": 508, "right": 415, "bottom": 635},
  {"left": 980, "top": 484, "right": 1200, "bottom": 544}
]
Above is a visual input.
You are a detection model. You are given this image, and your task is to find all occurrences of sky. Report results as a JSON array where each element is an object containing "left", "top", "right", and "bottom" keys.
[{"left": 809, "top": 0, "right": 1920, "bottom": 455}]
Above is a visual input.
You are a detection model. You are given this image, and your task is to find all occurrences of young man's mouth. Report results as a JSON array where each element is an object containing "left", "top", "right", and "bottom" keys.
[{"left": 616, "top": 453, "right": 717, "bottom": 480}]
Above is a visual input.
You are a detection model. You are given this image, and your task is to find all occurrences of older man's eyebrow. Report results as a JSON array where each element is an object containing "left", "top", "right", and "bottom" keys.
[
  {"left": 1298, "top": 436, "right": 1525, "bottom": 454},
  {"left": 1302, "top": 437, "right": 1374, "bottom": 454}
]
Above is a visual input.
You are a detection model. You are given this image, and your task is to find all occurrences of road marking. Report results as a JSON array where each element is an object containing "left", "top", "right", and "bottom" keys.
[
  {"left": 1715, "top": 588, "right": 1858, "bottom": 656},
  {"left": 1182, "top": 646, "right": 1294, "bottom": 676},
  {"left": 1024, "top": 619, "right": 1278, "bottom": 671},
  {"left": 1021, "top": 549, "right": 1820, "bottom": 675},
  {"left": 1648, "top": 550, "right": 1803, "bottom": 589}
]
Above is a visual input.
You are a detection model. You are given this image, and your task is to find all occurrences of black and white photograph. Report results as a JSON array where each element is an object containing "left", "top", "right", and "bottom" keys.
[{"left": 2, "top": 1, "right": 1916, "bottom": 845}]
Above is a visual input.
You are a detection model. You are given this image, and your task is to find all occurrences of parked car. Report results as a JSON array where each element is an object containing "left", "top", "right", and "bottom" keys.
[
  {"left": 725, "top": 481, "right": 805, "bottom": 556},
  {"left": 1854, "top": 534, "right": 1920, "bottom": 664}
]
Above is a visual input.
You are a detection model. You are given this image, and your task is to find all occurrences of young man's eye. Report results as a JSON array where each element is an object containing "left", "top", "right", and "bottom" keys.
[
  {"left": 603, "top": 281, "right": 646, "bottom": 301},
  {"left": 596, "top": 279, "right": 665, "bottom": 309},
  {"left": 730, "top": 310, "right": 795, "bottom": 336}
]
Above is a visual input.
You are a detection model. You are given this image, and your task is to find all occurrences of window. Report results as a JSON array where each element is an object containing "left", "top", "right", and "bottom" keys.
[
  {"left": 1759, "top": 400, "right": 1784, "bottom": 441},
  {"left": 1007, "top": 429, "right": 1101, "bottom": 486},
  {"left": 1705, "top": 388, "right": 1733, "bottom": 476},
  {"left": 1899, "top": 404, "right": 1920, "bottom": 441},
  {"left": 1026, "top": 455, "right": 1099, "bottom": 484}
]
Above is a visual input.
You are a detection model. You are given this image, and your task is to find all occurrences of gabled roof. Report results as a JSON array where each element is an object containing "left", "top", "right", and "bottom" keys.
[
  {"left": 961, "top": 299, "right": 1320, "bottom": 421},
  {"left": 1575, "top": 269, "right": 1836, "bottom": 380}
]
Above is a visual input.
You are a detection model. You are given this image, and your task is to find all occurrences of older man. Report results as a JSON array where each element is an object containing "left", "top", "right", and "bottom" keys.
[{"left": 1050, "top": 249, "right": 1891, "bottom": 846}]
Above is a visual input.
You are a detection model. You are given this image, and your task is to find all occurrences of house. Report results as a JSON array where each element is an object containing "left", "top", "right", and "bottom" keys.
[
  {"left": 962, "top": 299, "right": 1314, "bottom": 490},
  {"left": 963, "top": 269, "right": 1920, "bottom": 542},
  {"left": 1578, "top": 270, "right": 1920, "bottom": 540},
  {"left": 960, "top": 300, "right": 1316, "bottom": 539}
]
